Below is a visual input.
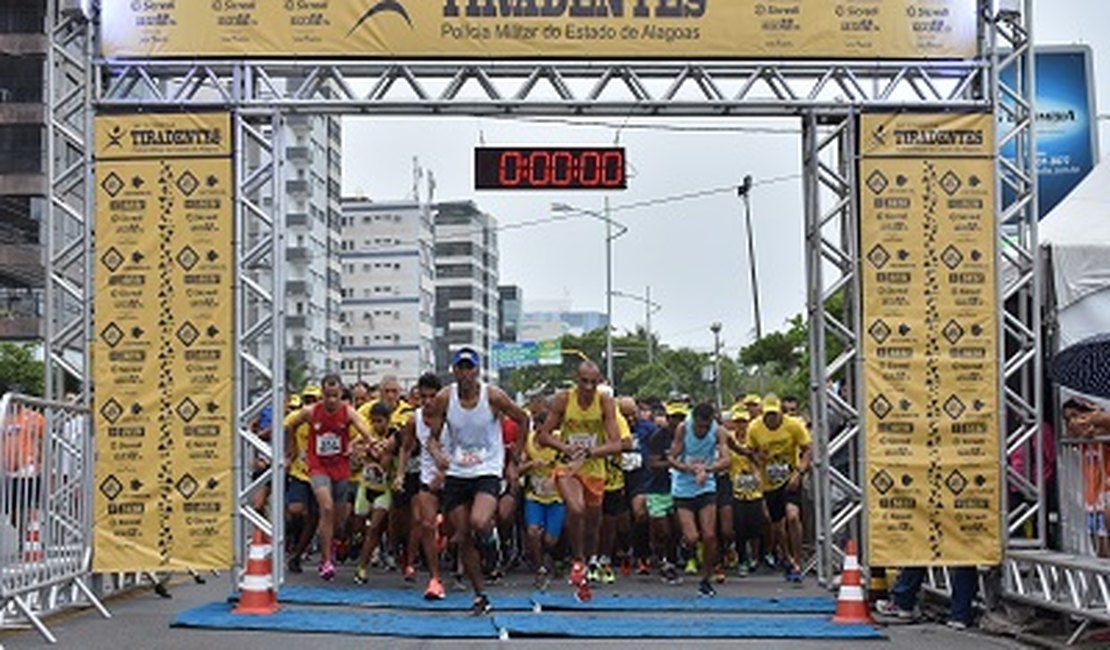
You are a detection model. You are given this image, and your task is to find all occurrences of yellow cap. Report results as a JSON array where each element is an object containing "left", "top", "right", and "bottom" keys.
[
  {"left": 762, "top": 395, "right": 782, "bottom": 414},
  {"left": 742, "top": 393, "right": 762, "bottom": 406},
  {"left": 665, "top": 402, "right": 689, "bottom": 418},
  {"left": 287, "top": 394, "right": 302, "bottom": 408},
  {"left": 730, "top": 406, "right": 750, "bottom": 422},
  {"left": 302, "top": 384, "right": 322, "bottom": 398}
]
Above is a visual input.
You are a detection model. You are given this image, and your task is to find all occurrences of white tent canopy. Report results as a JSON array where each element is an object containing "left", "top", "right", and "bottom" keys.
[{"left": 1039, "top": 159, "right": 1110, "bottom": 348}]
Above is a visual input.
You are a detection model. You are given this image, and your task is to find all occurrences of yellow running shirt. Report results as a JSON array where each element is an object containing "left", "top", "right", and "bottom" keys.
[
  {"left": 728, "top": 429, "right": 763, "bottom": 501},
  {"left": 283, "top": 410, "right": 311, "bottom": 483},
  {"left": 561, "top": 387, "right": 607, "bottom": 480},
  {"left": 747, "top": 415, "right": 811, "bottom": 491},
  {"left": 524, "top": 430, "right": 561, "bottom": 505}
]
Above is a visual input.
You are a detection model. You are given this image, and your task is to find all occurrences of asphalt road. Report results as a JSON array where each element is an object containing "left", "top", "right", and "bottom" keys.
[{"left": 1, "top": 560, "right": 1036, "bottom": 650}]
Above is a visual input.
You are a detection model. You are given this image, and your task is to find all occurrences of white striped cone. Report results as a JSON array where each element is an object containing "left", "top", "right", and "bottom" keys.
[
  {"left": 832, "top": 539, "right": 873, "bottom": 624},
  {"left": 23, "top": 510, "right": 43, "bottom": 563},
  {"left": 233, "top": 530, "right": 278, "bottom": 615}
]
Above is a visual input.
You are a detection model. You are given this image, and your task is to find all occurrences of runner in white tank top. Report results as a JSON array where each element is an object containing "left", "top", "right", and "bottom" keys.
[{"left": 424, "top": 347, "right": 530, "bottom": 615}]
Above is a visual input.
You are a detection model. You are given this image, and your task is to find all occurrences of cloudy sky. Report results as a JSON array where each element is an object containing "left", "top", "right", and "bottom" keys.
[{"left": 341, "top": 1, "right": 1108, "bottom": 355}]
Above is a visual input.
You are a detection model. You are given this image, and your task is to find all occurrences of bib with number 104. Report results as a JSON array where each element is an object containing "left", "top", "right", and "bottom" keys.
[
  {"left": 567, "top": 434, "right": 595, "bottom": 449},
  {"left": 316, "top": 433, "right": 342, "bottom": 457}
]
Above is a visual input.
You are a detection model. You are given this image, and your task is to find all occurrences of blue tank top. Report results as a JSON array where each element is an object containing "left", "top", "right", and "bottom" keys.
[{"left": 671, "top": 419, "right": 718, "bottom": 498}]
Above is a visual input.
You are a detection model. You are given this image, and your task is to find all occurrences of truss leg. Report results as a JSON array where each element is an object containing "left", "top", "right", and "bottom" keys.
[
  {"left": 73, "top": 577, "right": 111, "bottom": 619},
  {"left": 11, "top": 594, "right": 57, "bottom": 645},
  {"left": 1066, "top": 619, "right": 1089, "bottom": 646}
]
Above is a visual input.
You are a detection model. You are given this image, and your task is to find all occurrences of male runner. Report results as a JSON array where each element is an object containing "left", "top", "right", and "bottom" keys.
[
  {"left": 424, "top": 348, "right": 530, "bottom": 615},
  {"left": 535, "top": 361, "right": 623, "bottom": 601},
  {"left": 669, "top": 403, "right": 731, "bottom": 597},
  {"left": 726, "top": 407, "right": 763, "bottom": 576},
  {"left": 747, "top": 394, "right": 811, "bottom": 583},
  {"left": 395, "top": 372, "right": 447, "bottom": 599},
  {"left": 353, "top": 402, "right": 397, "bottom": 584},
  {"left": 358, "top": 376, "right": 413, "bottom": 572},
  {"left": 519, "top": 399, "right": 565, "bottom": 591},
  {"left": 598, "top": 396, "right": 635, "bottom": 583},
  {"left": 284, "top": 374, "right": 371, "bottom": 580}
]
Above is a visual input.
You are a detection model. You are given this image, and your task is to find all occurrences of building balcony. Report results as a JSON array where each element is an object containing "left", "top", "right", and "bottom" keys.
[
  {"left": 0, "top": 244, "right": 44, "bottom": 287},
  {"left": 0, "top": 315, "right": 42, "bottom": 340},
  {"left": 286, "top": 246, "right": 311, "bottom": 263},
  {"left": 286, "top": 212, "right": 309, "bottom": 228},
  {"left": 286, "top": 314, "right": 310, "bottom": 330},
  {"left": 286, "top": 146, "right": 313, "bottom": 166},
  {"left": 285, "top": 179, "right": 312, "bottom": 198},
  {"left": 286, "top": 279, "right": 311, "bottom": 296},
  {"left": 0, "top": 172, "right": 45, "bottom": 195}
]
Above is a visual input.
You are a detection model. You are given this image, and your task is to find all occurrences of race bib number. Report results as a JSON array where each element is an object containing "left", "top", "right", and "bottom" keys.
[
  {"left": 455, "top": 447, "right": 484, "bottom": 468},
  {"left": 362, "top": 464, "right": 385, "bottom": 486},
  {"left": 316, "top": 433, "right": 342, "bottom": 457},
  {"left": 620, "top": 452, "right": 642, "bottom": 471},
  {"left": 767, "top": 462, "right": 791, "bottom": 483},
  {"left": 736, "top": 473, "right": 761, "bottom": 493},
  {"left": 405, "top": 456, "right": 420, "bottom": 474},
  {"left": 567, "top": 434, "right": 595, "bottom": 449},
  {"left": 529, "top": 475, "right": 556, "bottom": 498}
]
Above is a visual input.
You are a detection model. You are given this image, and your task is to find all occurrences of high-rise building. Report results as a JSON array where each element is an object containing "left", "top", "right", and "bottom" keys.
[
  {"left": 338, "top": 199, "right": 435, "bottom": 387},
  {"left": 498, "top": 285, "right": 523, "bottom": 343},
  {"left": 433, "top": 201, "right": 499, "bottom": 379},
  {"left": 282, "top": 114, "right": 343, "bottom": 382},
  {"left": 0, "top": 0, "right": 46, "bottom": 341}
]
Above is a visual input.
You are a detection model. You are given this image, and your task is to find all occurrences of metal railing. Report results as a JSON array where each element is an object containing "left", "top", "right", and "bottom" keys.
[{"left": 0, "top": 392, "right": 109, "bottom": 643}]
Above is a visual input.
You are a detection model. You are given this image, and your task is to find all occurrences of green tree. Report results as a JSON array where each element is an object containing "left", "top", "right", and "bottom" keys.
[{"left": 0, "top": 342, "right": 44, "bottom": 397}]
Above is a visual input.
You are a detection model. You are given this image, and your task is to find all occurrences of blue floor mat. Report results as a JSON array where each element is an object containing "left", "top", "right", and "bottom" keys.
[
  {"left": 531, "top": 592, "right": 836, "bottom": 613},
  {"left": 493, "top": 613, "right": 885, "bottom": 639},
  {"left": 271, "top": 586, "right": 535, "bottom": 611},
  {"left": 173, "top": 602, "right": 499, "bottom": 638}
]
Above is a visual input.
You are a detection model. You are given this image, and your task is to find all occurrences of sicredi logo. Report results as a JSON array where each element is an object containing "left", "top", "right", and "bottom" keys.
[
  {"left": 349, "top": 0, "right": 414, "bottom": 36},
  {"left": 441, "top": 0, "right": 706, "bottom": 18}
]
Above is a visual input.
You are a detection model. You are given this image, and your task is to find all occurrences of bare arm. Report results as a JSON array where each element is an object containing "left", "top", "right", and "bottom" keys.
[
  {"left": 587, "top": 393, "right": 625, "bottom": 459},
  {"left": 710, "top": 427, "right": 731, "bottom": 474},
  {"left": 668, "top": 422, "right": 689, "bottom": 473},
  {"left": 536, "top": 391, "right": 572, "bottom": 456},
  {"left": 489, "top": 386, "right": 531, "bottom": 461},
  {"left": 423, "top": 388, "right": 451, "bottom": 470}
]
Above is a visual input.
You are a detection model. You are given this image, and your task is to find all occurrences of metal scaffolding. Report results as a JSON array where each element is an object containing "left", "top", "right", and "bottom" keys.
[{"left": 41, "top": 0, "right": 1093, "bottom": 628}]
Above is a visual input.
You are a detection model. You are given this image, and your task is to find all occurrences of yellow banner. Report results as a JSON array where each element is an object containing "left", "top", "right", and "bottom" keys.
[
  {"left": 860, "top": 113, "right": 1001, "bottom": 566},
  {"left": 101, "top": 0, "right": 978, "bottom": 60},
  {"left": 93, "top": 113, "right": 234, "bottom": 572},
  {"left": 96, "top": 113, "right": 232, "bottom": 160}
]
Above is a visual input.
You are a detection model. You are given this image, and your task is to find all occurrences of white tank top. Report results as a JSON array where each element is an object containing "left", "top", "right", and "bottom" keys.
[
  {"left": 414, "top": 407, "right": 439, "bottom": 486},
  {"left": 445, "top": 382, "right": 503, "bottom": 478}
]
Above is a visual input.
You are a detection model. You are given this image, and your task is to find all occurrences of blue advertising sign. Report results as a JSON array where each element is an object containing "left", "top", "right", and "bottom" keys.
[{"left": 1003, "top": 46, "right": 1099, "bottom": 218}]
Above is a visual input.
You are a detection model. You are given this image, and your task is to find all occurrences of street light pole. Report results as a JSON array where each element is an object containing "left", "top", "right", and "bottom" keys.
[
  {"left": 711, "top": 322, "right": 723, "bottom": 411},
  {"left": 605, "top": 196, "right": 614, "bottom": 385},
  {"left": 646, "top": 285, "right": 653, "bottom": 365},
  {"left": 738, "top": 175, "right": 763, "bottom": 341}
]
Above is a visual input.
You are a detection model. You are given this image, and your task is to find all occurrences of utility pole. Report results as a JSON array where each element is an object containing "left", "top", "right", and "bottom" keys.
[
  {"left": 738, "top": 175, "right": 763, "bottom": 340},
  {"left": 605, "top": 196, "right": 614, "bottom": 386},
  {"left": 646, "top": 285, "right": 654, "bottom": 365},
  {"left": 711, "top": 322, "right": 723, "bottom": 411}
]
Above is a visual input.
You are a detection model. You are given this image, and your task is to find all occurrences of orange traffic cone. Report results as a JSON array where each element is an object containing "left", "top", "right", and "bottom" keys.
[
  {"left": 831, "top": 539, "right": 873, "bottom": 624},
  {"left": 233, "top": 529, "right": 278, "bottom": 615},
  {"left": 23, "top": 509, "right": 43, "bottom": 564}
]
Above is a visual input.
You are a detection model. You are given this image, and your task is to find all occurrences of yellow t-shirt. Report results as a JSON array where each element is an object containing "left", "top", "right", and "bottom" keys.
[
  {"left": 524, "top": 430, "right": 561, "bottom": 505},
  {"left": 283, "top": 410, "right": 311, "bottom": 483},
  {"left": 359, "top": 425, "right": 394, "bottom": 492},
  {"left": 747, "top": 415, "right": 811, "bottom": 491},
  {"left": 604, "top": 415, "right": 633, "bottom": 492},
  {"left": 560, "top": 387, "right": 607, "bottom": 480},
  {"left": 353, "top": 399, "right": 407, "bottom": 481},
  {"left": 728, "top": 429, "right": 763, "bottom": 501}
]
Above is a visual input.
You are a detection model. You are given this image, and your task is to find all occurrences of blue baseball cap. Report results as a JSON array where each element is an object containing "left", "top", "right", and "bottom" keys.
[{"left": 452, "top": 347, "right": 480, "bottom": 368}]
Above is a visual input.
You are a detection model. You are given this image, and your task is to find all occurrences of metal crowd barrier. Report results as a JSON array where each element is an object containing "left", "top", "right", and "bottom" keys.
[{"left": 0, "top": 392, "right": 109, "bottom": 643}]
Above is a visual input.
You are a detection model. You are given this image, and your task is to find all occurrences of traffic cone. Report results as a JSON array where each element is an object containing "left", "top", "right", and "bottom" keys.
[
  {"left": 868, "top": 566, "right": 889, "bottom": 606},
  {"left": 233, "top": 529, "right": 278, "bottom": 615},
  {"left": 23, "top": 509, "right": 43, "bottom": 564},
  {"left": 831, "top": 539, "right": 873, "bottom": 624}
]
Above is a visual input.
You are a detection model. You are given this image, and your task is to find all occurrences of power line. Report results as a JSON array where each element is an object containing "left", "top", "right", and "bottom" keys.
[
  {"left": 609, "top": 173, "right": 801, "bottom": 214},
  {"left": 486, "top": 114, "right": 801, "bottom": 135}
]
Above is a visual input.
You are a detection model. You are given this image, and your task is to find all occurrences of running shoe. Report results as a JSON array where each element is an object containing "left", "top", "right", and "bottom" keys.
[
  {"left": 471, "top": 593, "right": 491, "bottom": 616},
  {"left": 384, "top": 554, "right": 398, "bottom": 572},
  {"left": 587, "top": 562, "right": 602, "bottom": 583},
  {"left": 873, "top": 599, "right": 918, "bottom": 622},
  {"left": 684, "top": 557, "right": 699, "bottom": 575},
  {"left": 698, "top": 578, "right": 717, "bottom": 598},
  {"left": 403, "top": 564, "right": 416, "bottom": 582},
  {"left": 319, "top": 560, "right": 336, "bottom": 581},
  {"left": 662, "top": 562, "right": 681, "bottom": 585},
  {"left": 353, "top": 566, "right": 368, "bottom": 584},
  {"left": 620, "top": 555, "right": 633, "bottom": 577},
  {"left": 534, "top": 566, "right": 551, "bottom": 592},
  {"left": 636, "top": 558, "right": 651, "bottom": 575},
  {"left": 424, "top": 577, "right": 446, "bottom": 600},
  {"left": 785, "top": 567, "right": 803, "bottom": 584},
  {"left": 287, "top": 555, "right": 303, "bottom": 574},
  {"left": 946, "top": 620, "right": 969, "bottom": 631},
  {"left": 725, "top": 547, "right": 739, "bottom": 570},
  {"left": 713, "top": 564, "right": 727, "bottom": 584},
  {"left": 569, "top": 561, "right": 587, "bottom": 587},
  {"left": 601, "top": 564, "right": 616, "bottom": 584},
  {"left": 575, "top": 579, "right": 592, "bottom": 603},
  {"left": 737, "top": 562, "right": 749, "bottom": 578},
  {"left": 763, "top": 553, "right": 777, "bottom": 569}
]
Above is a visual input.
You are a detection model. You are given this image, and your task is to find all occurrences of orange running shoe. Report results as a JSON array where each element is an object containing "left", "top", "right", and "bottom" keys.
[
  {"left": 620, "top": 556, "right": 633, "bottom": 577},
  {"left": 424, "top": 577, "right": 446, "bottom": 600},
  {"left": 569, "top": 560, "right": 587, "bottom": 587}
]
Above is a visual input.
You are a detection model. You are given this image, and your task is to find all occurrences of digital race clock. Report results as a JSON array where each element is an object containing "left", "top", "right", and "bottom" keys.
[{"left": 474, "top": 147, "right": 626, "bottom": 190}]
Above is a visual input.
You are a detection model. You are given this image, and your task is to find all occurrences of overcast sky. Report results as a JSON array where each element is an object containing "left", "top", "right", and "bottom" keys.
[{"left": 341, "top": 1, "right": 1107, "bottom": 355}]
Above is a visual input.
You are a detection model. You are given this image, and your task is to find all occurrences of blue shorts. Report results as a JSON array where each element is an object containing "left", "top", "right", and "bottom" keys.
[
  {"left": 286, "top": 477, "right": 318, "bottom": 514},
  {"left": 524, "top": 499, "right": 566, "bottom": 539}
]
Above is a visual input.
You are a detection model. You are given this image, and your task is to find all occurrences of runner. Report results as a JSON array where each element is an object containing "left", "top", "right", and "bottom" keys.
[
  {"left": 747, "top": 394, "right": 811, "bottom": 583},
  {"left": 669, "top": 403, "right": 731, "bottom": 597},
  {"left": 424, "top": 347, "right": 530, "bottom": 615},
  {"left": 282, "top": 390, "right": 319, "bottom": 574},
  {"left": 519, "top": 398, "right": 565, "bottom": 591},
  {"left": 492, "top": 414, "right": 523, "bottom": 580},
  {"left": 353, "top": 401, "right": 398, "bottom": 584},
  {"left": 357, "top": 376, "right": 413, "bottom": 573},
  {"left": 395, "top": 372, "right": 447, "bottom": 599},
  {"left": 628, "top": 399, "right": 656, "bottom": 575},
  {"left": 598, "top": 396, "right": 635, "bottom": 583},
  {"left": 645, "top": 403, "right": 681, "bottom": 584},
  {"left": 726, "top": 407, "right": 763, "bottom": 577},
  {"left": 283, "top": 375, "right": 371, "bottom": 580},
  {"left": 535, "top": 361, "right": 624, "bottom": 602}
]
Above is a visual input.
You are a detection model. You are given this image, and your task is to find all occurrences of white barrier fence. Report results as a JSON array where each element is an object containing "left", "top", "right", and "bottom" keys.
[{"left": 0, "top": 392, "right": 109, "bottom": 643}]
